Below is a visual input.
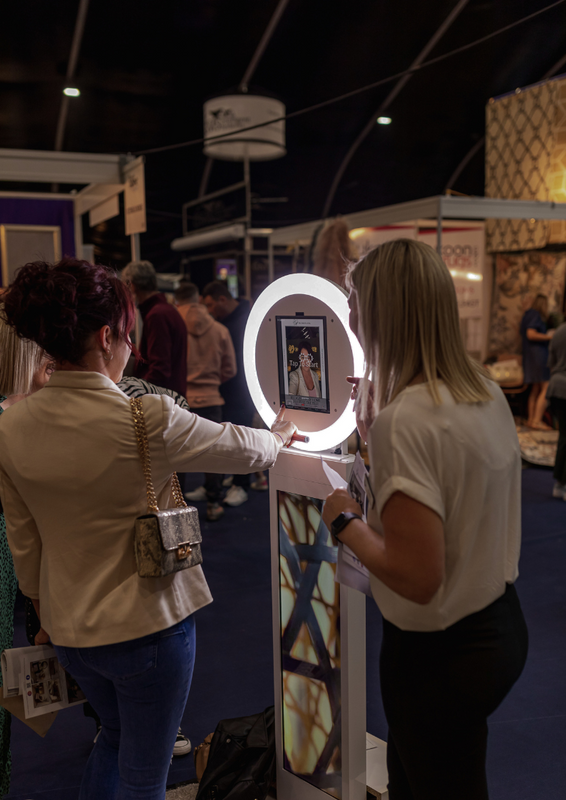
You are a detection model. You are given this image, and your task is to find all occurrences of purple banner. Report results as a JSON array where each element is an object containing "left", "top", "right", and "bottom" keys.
[{"left": 0, "top": 198, "right": 76, "bottom": 286}]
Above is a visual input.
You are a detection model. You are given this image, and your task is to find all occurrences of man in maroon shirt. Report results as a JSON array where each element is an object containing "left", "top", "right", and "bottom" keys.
[{"left": 122, "top": 260, "right": 187, "bottom": 397}]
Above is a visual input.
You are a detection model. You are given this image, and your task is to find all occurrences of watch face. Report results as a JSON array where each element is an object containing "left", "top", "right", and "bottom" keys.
[{"left": 331, "top": 512, "right": 346, "bottom": 535}]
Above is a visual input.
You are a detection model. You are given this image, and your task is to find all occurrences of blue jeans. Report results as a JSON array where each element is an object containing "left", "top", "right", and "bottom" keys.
[{"left": 54, "top": 615, "right": 196, "bottom": 800}]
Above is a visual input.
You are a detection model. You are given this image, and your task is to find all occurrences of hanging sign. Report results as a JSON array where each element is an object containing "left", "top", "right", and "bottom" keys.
[
  {"left": 89, "top": 194, "right": 120, "bottom": 228},
  {"left": 124, "top": 157, "right": 146, "bottom": 236}
]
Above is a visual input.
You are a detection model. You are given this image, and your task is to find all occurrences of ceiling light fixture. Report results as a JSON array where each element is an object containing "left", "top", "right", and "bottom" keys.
[
  {"left": 63, "top": 87, "right": 80, "bottom": 97},
  {"left": 376, "top": 116, "right": 392, "bottom": 125}
]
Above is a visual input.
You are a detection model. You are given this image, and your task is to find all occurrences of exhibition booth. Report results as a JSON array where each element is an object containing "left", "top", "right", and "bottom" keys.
[
  {"left": 271, "top": 194, "right": 566, "bottom": 364},
  {"left": 0, "top": 147, "right": 147, "bottom": 282},
  {"left": 1, "top": 71, "right": 566, "bottom": 799}
]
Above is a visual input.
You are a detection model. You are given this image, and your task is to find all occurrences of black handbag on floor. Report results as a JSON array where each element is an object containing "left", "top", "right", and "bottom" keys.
[{"left": 195, "top": 706, "right": 275, "bottom": 800}]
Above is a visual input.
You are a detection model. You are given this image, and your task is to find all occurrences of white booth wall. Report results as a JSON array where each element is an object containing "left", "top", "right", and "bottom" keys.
[{"left": 349, "top": 221, "right": 489, "bottom": 361}]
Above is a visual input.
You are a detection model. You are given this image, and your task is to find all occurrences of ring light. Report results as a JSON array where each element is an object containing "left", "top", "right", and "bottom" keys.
[{"left": 243, "top": 274, "right": 365, "bottom": 452}]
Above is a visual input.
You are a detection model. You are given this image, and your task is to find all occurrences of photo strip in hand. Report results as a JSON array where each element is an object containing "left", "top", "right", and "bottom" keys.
[{"left": 276, "top": 317, "right": 330, "bottom": 413}]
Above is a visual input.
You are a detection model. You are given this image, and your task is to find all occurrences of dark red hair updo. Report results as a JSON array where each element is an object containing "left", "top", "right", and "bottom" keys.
[{"left": 2, "top": 258, "right": 136, "bottom": 365}]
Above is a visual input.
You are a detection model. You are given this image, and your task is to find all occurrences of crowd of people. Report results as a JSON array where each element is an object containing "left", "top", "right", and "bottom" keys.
[
  {"left": 120, "top": 260, "right": 263, "bottom": 520},
  {"left": 0, "top": 243, "right": 564, "bottom": 799}
]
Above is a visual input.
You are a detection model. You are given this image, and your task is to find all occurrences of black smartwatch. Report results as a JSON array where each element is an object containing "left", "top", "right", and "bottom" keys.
[{"left": 330, "top": 511, "right": 363, "bottom": 542}]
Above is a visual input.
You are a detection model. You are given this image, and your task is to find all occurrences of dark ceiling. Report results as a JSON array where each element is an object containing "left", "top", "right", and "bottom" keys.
[{"left": 1, "top": 0, "right": 566, "bottom": 269}]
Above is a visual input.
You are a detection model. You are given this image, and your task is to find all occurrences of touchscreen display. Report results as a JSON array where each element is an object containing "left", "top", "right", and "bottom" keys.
[{"left": 276, "top": 316, "right": 330, "bottom": 413}]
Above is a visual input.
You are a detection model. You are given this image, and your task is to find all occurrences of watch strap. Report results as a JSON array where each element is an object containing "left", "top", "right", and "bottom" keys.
[{"left": 331, "top": 511, "right": 362, "bottom": 541}]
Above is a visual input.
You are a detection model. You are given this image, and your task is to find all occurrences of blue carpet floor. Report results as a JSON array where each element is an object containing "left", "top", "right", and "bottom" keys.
[{"left": 5, "top": 467, "right": 566, "bottom": 799}]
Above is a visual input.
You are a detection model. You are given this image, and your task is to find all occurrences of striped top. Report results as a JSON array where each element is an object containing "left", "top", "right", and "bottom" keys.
[{"left": 117, "top": 376, "right": 190, "bottom": 411}]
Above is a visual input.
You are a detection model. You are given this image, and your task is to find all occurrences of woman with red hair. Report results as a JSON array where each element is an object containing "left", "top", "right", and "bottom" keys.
[{"left": 0, "top": 258, "right": 295, "bottom": 800}]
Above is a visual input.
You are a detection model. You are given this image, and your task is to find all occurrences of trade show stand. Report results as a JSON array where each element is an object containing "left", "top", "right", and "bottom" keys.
[
  {"left": 269, "top": 194, "right": 566, "bottom": 363},
  {"left": 0, "top": 147, "right": 146, "bottom": 281}
]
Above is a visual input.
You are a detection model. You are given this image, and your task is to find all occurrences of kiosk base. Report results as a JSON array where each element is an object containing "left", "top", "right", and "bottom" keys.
[
  {"left": 270, "top": 448, "right": 367, "bottom": 800},
  {"left": 366, "top": 733, "right": 389, "bottom": 799}
]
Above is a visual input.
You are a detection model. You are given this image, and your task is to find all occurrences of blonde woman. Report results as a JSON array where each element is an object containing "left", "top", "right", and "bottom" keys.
[
  {"left": 0, "top": 316, "right": 52, "bottom": 797},
  {"left": 322, "top": 239, "right": 528, "bottom": 800}
]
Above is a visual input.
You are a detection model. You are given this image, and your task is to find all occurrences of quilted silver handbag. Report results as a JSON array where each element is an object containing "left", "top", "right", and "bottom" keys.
[{"left": 130, "top": 397, "right": 203, "bottom": 578}]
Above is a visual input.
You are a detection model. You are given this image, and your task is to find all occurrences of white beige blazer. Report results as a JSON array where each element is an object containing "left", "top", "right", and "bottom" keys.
[
  {"left": 288, "top": 368, "right": 321, "bottom": 398},
  {"left": 0, "top": 371, "right": 281, "bottom": 647}
]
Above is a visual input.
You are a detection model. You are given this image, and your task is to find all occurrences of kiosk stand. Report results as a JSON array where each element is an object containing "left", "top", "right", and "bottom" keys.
[{"left": 244, "top": 275, "right": 388, "bottom": 800}]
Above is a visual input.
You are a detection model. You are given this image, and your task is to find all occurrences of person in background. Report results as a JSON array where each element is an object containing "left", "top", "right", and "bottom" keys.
[
  {"left": 0, "top": 258, "right": 296, "bottom": 800},
  {"left": 520, "top": 294, "right": 554, "bottom": 430},
  {"left": 547, "top": 321, "right": 566, "bottom": 499},
  {"left": 323, "top": 239, "right": 527, "bottom": 799},
  {"left": 121, "top": 260, "right": 187, "bottom": 396},
  {"left": 175, "top": 281, "right": 237, "bottom": 521},
  {"left": 201, "top": 281, "right": 256, "bottom": 507},
  {"left": 0, "top": 315, "right": 53, "bottom": 798},
  {"left": 312, "top": 218, "right": 357, "bottom": 287},
  {"left": 117, "top": 376, "right": 191, "bottom": 411}
]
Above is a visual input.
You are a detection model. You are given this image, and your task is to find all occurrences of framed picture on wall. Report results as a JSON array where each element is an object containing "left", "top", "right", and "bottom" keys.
[{"left": 0, "top": 224, "right": 62, "bottom": 287}]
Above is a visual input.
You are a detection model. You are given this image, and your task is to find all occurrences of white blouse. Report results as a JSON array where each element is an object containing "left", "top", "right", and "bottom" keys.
[
  {"left": 367, "top": 380, "right": 522, "bottom": 632},
  {"left": 0, "top": 371, "right": 281, "bottom": 647}
]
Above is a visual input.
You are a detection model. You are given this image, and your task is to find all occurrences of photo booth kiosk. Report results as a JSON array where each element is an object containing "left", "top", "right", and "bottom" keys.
[{"left": 244, "top": 274, "right": 389, "bottom": 800}]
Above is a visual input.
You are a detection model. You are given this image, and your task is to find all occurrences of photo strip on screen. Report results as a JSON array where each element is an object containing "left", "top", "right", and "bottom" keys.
[{"left": 276, "top": 316, "right": 330, "bottom": 414}]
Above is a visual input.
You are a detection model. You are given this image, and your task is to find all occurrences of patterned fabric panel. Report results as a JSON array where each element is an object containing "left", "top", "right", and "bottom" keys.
[{"left": 485, "top": 76, "right": 566, "bottom": 252}]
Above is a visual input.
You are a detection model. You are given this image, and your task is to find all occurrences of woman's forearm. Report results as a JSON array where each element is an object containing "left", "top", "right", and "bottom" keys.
[
  {"left": 323, "top": 489, "right": 445, "bottom": 604},
  {"left": 526, "top": 328, "right": 552, "bottom": 342},
  {"left": 339, "top": 520, "right": 439, "bottom": 604}
]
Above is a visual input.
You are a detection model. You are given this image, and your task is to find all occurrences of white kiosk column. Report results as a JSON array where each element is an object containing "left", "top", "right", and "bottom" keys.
[{"left": 245, "top": 275, "right": 385, "bottom": 800}]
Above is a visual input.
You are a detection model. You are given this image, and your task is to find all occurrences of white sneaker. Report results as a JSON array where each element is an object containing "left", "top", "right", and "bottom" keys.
[
  {"left": 552, "top": 481, "right": 565, "bottom": 499},
  {"left": 184, "top": 485, "right": 207, "bottom": 502},
  {"left": 173, "top": 727, "right": 192, "bottom": 757},
  {"left": 222, "top": 475, "right": 234, "bottom": 488},
  {"left": 224, "top": 485, "right": 248, "bottom": 506}
]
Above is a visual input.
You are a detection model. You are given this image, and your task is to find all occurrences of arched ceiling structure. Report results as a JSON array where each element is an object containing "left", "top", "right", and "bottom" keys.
[{"left": 1, "top": 0, "right": 566, "bottom": 267}]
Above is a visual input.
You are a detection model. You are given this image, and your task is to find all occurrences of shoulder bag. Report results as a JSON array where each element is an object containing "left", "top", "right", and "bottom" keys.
[{"left": 130, "top": 397, "right": 203, "bottom": 578}]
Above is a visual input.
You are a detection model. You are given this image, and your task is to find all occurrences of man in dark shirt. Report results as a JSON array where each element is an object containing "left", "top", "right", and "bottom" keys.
[
  {"left": 202, "top": 281, "right": 257, "bottom": 506},
  {"left": 122, "top": 260, "right": 187, "bottom": 397}
]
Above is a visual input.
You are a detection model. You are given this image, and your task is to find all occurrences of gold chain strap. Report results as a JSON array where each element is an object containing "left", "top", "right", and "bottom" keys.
[
  {"left": 170, "top": 472, "right": 188, "bottom": 508},
  {"left": 130, "top": 398, "right": 188, "bottom": 512}
]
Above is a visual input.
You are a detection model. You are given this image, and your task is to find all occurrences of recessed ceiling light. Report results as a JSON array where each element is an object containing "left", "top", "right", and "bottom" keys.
[
  {"left": 376, "top": 116, "right": 392, "bottom": 125},
  {"left": 63, "top": 87, "right": 80, "bottom": 97}
]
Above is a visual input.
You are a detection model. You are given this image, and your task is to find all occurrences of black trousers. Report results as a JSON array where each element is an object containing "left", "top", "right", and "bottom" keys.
[
  {"left": 550, "top": 397, "right": 566, "bottom": 484},
  {"left": 380, "top": 583, "right": 528, "bottom": 800}
]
